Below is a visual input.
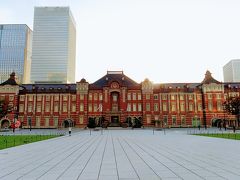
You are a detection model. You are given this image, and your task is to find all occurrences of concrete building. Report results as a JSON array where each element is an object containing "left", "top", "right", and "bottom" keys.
[
  {"left": 30, "top": 7, "right": 76, "bottom": 84},
  {"left": 223, "top": 59, "right": 240, "bottom": 82},
  {"left": 1, "top": 70, "right": 239, "bottom": 129},
  {"left": 0, "top": 24, "right": 32, "bottom": 84}
]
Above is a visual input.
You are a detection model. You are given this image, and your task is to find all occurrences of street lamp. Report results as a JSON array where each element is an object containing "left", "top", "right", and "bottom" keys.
[
  {"left": 200, "top": 85, "right": 207, "bottom": 129},
  {"left": 28, "top": 116, "right": 32, "bottom": 131}
]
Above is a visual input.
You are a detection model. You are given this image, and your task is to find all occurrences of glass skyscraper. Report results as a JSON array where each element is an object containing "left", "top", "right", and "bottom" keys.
[
  {"left": 223, "top": 59, "right": 240, "bottom": 82},
  {"left": 0, "top": 24, "right": 32, "bottom": 84},
  {"left": 30, "top": 7, "right": 76, "bottom": 84}
]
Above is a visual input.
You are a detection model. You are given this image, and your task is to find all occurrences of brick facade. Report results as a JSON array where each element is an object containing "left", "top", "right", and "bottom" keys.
[{"left": 0, "top": 70, "right": 239, "bottom": 129}]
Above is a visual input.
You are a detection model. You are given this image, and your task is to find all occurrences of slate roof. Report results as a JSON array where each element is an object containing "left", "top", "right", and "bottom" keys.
[
  {"left": 89, "top": 71, "right": 140, "bottom": 89},
  {"left": 201, "top": 70, "right": 220, "bottom": 84},
  {"left": 0, "top": 72, "right": 18, "bottom": 85},
  {"left": 19, "top": 84, "right": 76, "bottom": 94}
]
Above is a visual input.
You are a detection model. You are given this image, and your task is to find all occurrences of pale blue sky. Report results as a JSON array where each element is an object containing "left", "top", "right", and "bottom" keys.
[{"left": 1, "top": 0, "right": 240, "bottom": 83}]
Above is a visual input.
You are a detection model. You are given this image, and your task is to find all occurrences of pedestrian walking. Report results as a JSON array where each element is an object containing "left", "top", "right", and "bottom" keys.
[{"left": 69, "top": 126, "right": 72, "bottom": 136}]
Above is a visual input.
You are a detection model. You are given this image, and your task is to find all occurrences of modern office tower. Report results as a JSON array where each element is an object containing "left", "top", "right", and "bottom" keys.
[
  {"left": 223, "top": 59, "right": 240, "bottom": 82},
  {"left": 31, "top": 7, "right": 76, "bottom": 84},
  {"left": 0, "top": 24, "right": 32, "bottom": 84}
]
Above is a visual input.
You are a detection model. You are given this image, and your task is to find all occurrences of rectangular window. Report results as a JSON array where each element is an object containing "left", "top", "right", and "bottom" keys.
[
  {"left": 198, "top": 103, "right": 202, "bottom": 111},
  {"left": 99, "top": 103, "right": 103, "bottom": 112},
  {"left": 216, "top": 94, "right": 221, "bottom": 99},
  {"left": 127, "top": 93, "right": 131, "bottom": 100},
  {"left": 180, "top": 102, "right": 185, "bottom": 111},
  {"left": 132, "top": 93, "right": 136, "bottom": 100},
  {"left": 46, "top": 95, "right": 51, "bottom": 101},
  {"left": 208, "top": 102, "right": 213, "bottom": 111},
  {"left": 171, "top": 103, "right": 176, "bottom": 111},
  {"left": 154, "top": 103, "right": 159, "bottom": 111},
  {"left": 208, "top": 94, "right": 212, "bottom": 99},
  {"left": 138, "top": 103, "right": 142, "bottom": 111},
  {"left": 80, "top": 94, "right": 84, "bottom": 100},
  {"left": 19, "top": 104, "right": 24, "bottom": 112},
  {"left": 36, "top": 116, "right": 40, "bottom": 127},
  {"left": 138, "top": 93, "right": 142, "bottom": 100},
  {"left": 54, "top": 103, "right": 58, "bottom": 112},
  {"left": 20, "top": 95, "right": 25, "bottom": 101},
  {"left": 94, "top": 104, "right": 98, "bottom": 112},
  {"left": 80, "top": 103, "right": 84, "bottom": 112},
  {"left": 163, "top": 102, "right": 167, "bottom": 111},
  {"left": 45, "top": 102, "right": 50, "bottom": 112},
  {"left": 37, "top": 103, "right": 41, "bottom": 112},
  {"left": 99, "top": 93, "right": 103, "bottom": 101},
  {"left": 37, "top": 95, "right": 42, "bottom": 101},
  {"left": 154, "top": 94, "right": 158, "bottom": 100},
  {"left": 94, "top": 93, "right": 98, "bottom": 101},
  {"left": 217, "top": 101, "right": 222, "bottom": 111},
  {"left": 127, "top": 103, "right": 131, "bottom": 111},
  {"left": 28, "top": 104, "right": 32, "bottom": 112},
  {"left": 146, "top": 94, "right": 150, "bottom": 100},
  {"left": 197, "top": 94, "right": 202, "bottom": 100},
  {"left": 133, "top": 103, "right": 137, "bottom": 111},
  {"left": 113, "top": 94, "right": 117, "bottom": 102},
  {"left": 72, "top": 95, "right": 76, "bottom": 101},
  {"left": 162, "top": 94, "right": 167, "bottom": 100},
  {"left": 9, "top": 95, "right": 14, "bottom": 101},
  {"left": 163, "top": 116, "right": 168, "bottom": 125},
  {"left": 63, "top": 95, "right": 67, "bottom": 101},
  {"left": 180, "top": 95, "right": 184, "bottom": 100},
  {"left": 79, "top": 116, "right": 84, "bottom": 124},
  {"left": 88, "top": 104, "right": 92, "bottom": 112},
  {"left": 63, "top": 102, "right": 67, "bottom": 112},
  {"left": 189, "top": 103, "right": 193, "bottom": 111},
  {"left": 53, "top": 117, "right": 58, "bottom": 127},
  {"left": 171, "top": 95, "right": 175, "bottom": 100},
  {"left": 28, "top": 95, "right": 33, "bottom": 101},
  {"left": 146, "top": 115, "right": 151, "bottom": 124},
  {"left": 172, "top": 116, "right": 177, "bottom": 126},
  {"left": 188, "top": 94, "right": 193, "bottom": 100},
  {"left": 181, "top": 116, "right": 186, "bottom": 125},
  {"left": 89, "top": 93, "right": 92, "bottom": 100},
  {"left": 146, "top": 103, "right": 150, "bottom": 111},
  {"left": 72, "top": 103, "right": 76, "bottom": 112}
]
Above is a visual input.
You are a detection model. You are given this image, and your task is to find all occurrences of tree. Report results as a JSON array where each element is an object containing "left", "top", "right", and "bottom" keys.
[
  {"left": 223, "top": 96, "right": 240, "bottom": 126},
  {"left": 0, "top": 99, "right": 14, "bottom": 119}
]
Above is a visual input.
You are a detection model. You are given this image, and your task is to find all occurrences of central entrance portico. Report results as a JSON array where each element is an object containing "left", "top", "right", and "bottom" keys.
[{"left": 110, "top": 116, "right": 119, "bottom": 126}]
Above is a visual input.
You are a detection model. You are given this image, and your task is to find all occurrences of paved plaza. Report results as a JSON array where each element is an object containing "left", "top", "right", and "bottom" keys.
[{"left": 1, "top": 128, "right": 240, "bottom": 180}]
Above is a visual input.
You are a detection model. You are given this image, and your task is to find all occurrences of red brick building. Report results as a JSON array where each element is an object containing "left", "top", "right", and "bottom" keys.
[{"left": 0, "top": 70, "right": 239, "bottom": 129}]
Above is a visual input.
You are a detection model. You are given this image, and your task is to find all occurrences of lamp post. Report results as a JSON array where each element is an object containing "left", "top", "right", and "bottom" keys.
[
  {"left": 28, "top": 116, "right": 32, "bottom": 131},
  {"left": 200, "top": 85, "right": 207, "bottom": 129}
]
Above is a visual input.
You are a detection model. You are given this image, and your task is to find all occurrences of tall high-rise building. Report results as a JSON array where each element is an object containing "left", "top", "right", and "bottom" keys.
[
  {"left": 0, "top": 24, "right": 32, "bottom": 84},
  {"left": 31, "top": 7, "right": 76, "bottom": 84},
  {"left": 223, "top": 59, "right": 240, "bottom": 82}
]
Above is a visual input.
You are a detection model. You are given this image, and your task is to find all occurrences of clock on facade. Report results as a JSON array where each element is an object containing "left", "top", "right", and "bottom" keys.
[{"left": 111, "top": 82, "right": 119, "bottom": 89}]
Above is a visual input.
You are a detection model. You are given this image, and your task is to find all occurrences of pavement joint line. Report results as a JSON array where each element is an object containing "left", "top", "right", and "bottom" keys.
[
  {"left": 0, "top": 134, "right": 72, "bottom": 170},
  {"left": 122, "top": 137, "right": 163, "bottom": 180},
  {"left": 1, "top": 129, "right": 240, "bottom": 180},
  {"left": 14, "top": 136, "right": 93, "bottom": 180},
  {"left": 153, "top": 140, "right": 238, "bottom": 178},
  {"left": 117, "top": 137, "right": 140, "bottom": 180},
  {"left": 0, "top": 136, "right": 85, "bottom": 178},
  {"left": 38, "top": 136, "right": 101, "bottom": 180},
  {"left": 124, "top": 137, "right": 184, "bottom": 180},
  {"left": 129, "top": 137, "right": 205, "bottom": 180},
  {"left": 97, "top": 133, "right": 110, "bottom": 180},
  {"left": 76, "top": 136, "right": 106, "bottom": 180},
  {"left": 111, "top": 134, "right": 120, "bottom": 180}
]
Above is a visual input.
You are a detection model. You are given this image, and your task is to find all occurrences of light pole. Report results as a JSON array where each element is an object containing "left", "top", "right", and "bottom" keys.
[
  {"left": 200, "top": 85, "right": 207, "bottom": 129},
  {"left": 28, "top": 117, "right": 32, "bottom": 131}
]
